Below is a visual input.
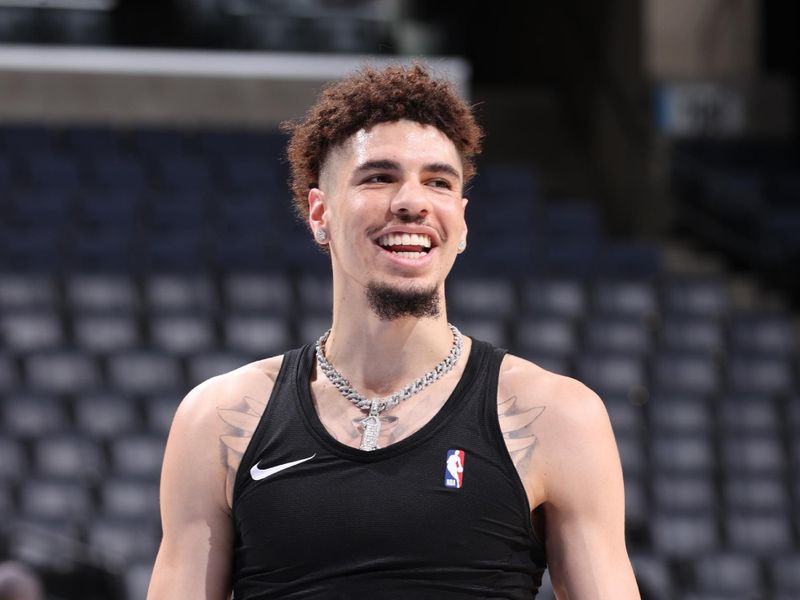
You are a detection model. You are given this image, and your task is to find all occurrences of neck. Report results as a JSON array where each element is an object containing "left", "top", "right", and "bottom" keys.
[{"left": 322, "top": 285, "right": 453, "bottom": 397}]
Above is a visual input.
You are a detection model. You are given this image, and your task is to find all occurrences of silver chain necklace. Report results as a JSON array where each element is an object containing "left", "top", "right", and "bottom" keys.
[{"left": 315, "top": 324, "right": 463, "bottom": 451}]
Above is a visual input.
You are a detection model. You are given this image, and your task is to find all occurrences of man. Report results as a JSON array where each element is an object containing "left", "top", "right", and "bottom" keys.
[{"left": 147, "top": 64, "right": 640, "bottom": 599}]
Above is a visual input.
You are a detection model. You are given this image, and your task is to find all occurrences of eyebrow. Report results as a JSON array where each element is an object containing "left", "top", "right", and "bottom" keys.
[{"left": 353, "top": 159, "right": 462, "bottom": 181}]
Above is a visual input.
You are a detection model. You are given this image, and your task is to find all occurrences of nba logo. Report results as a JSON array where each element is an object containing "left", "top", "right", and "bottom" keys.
[{"left": 444, "top": 449, "right": 465, "bottom": 489}]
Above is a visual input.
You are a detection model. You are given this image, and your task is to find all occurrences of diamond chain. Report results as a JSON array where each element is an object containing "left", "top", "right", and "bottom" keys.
[{"left": 315, "top": 324, "right": 463, "bottom": 416}]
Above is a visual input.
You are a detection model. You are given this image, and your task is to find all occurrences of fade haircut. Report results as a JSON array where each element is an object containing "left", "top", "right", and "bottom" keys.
[{"left": 282, "top": 63, "right": 483, "bottom": 223}]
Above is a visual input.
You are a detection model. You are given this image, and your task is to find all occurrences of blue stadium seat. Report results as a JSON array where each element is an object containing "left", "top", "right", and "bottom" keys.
[
  {"left": 0, "top": 436, "right": 28, "bottom": 482},
  {"left": 663, "top": 278, "right": 730, "bottom": 318},
  {"left": 298, "top": 276, "right": 333, "bottom": 314},
  {"left": 652, "top": 351, "right": 720, "bottom": 394},
  {"left": 144, "top": 274, "right": 217, "bottom": 312},
  {"left": 725, "top": 512, "right": 793, "bottom": 555},
  {"left": 0, "top": 311, "right": 64, "bottom": 352},
  {"left": 32, "top": 435, "right": 104, "bottom": 479},
  {"left": 108, "top": 434, "right": 167, "bottom": 479},
  {"left": 717, "top": 395, "right": 779, "bottom": 434},
  {"left": 598, "top": 240, "right": 662, "bottom": 278},
  {"left": 650, "top": 512, "right": 719, "bottom": 556},
  {"left": 65, "top": 274, "right": 140, "bottom": 312},
  {"left": 90, "top": 153, "right": 150, "bottom": 190},
  {"left": 448, "top": 278, "right": 516, "bottom": 317},
  {"left": 223, "top": 315, "right": 291, "bottom": 356},
  {"left": 7, "top": 188, "right": 71, "bottom": 225},
  {"left": 153, "top": 155, "right": 215, "bottom": 190},
  {"left": 106, "top": 350, "right": 183, "bottom": 394},
  {"left": 771, "top": 555, "right": 800, "bottom": 597},
  {"left": 652, "top": 475, "right": 716, "bottom": 511},
  {"left": 516, "top": 317, "right": 577, "bottom": 357},
  {"left": 721, "top": 434, "right": 786, "bottom": 474},
  {"left": 0, "top": 353, "right": 18, "bottom": 391},
  {"left": 726, "top": 354, "right": 794, "bottom": 394},
  {"left": 74, "top": 393, "right": 140, "bottom": 439},
  {"left": 651, "top": 434, "right": 715, "bottom": 474},
  {"left": 223, "top": 273, "right": 293, "bottom": 313},
  {"left": 729, "top": 312, "right": 796, "bottom": 355},
  {"left": 19, "top": 479, "right": 94, "bottom": 521},
  {"left": 100, "top": 479, "right": 159, "bottom": 520},
  {"left": 724, "top": 476, "right": 788, "bottom": 512},
  {"left": 658, "top": 316, "right": 724, "bottom": 353},
  {"left": 22, "top": 153, "right": 82, "bottom": 189},
  {"left": 24, "top": 351, "right": 101, "bottom": 394},
  {"left": 150, "top": 313, "right": 216, "bottom": 354},
  {"left": 575, "top": 352, "right": 645, "bottom": 394},
  {"left": 521, "top": 280, "right": 586, "bottom": 319},
  {"left": 73, "top": 313, "right": 141, "bottom": 354},
  {"left": 590, "top": 281, "right": 657, "bottom": 318},
  {"left": 583, "top": 317, "right": 652, "bottom": 354},
  {"left": 0, "top": 394, "right": 69, "bottom": 438},
  {"left": 186, "top": 351, "right": 251, "bottom": 387},
  {"left": 0, "top": 274, "right": 57, "bottom": 309},
  {"left": 648, "top": 394, "right": 713, "bottom": 435},
  {"left": 692, "top": 553, "right": 762, "bottom": 595}
]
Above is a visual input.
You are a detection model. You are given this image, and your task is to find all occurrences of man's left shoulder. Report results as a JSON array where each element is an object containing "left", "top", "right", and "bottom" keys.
[{"left": 497, "top": 353, "right": 610, "bottom": 430}]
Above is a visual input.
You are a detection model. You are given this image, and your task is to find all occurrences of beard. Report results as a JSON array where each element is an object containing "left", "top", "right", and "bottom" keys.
[{"left": 365, "top": 281, "right": 441, "bottom": 321}]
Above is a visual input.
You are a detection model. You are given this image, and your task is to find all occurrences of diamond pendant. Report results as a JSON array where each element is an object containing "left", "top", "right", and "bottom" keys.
[{"left": 355, "top": 401, "right": 397, "bottom": 451}]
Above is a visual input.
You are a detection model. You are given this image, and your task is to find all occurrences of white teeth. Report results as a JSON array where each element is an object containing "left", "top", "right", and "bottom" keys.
[
  {"left": 395, "top": 251, "right": 424, "bottom": 259},
  {"left": 376, "top": 233, "right": 432, "bottom": 248}
]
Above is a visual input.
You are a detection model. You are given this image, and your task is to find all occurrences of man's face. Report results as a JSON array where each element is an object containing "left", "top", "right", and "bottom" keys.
[{"left": 311, "top": 119, "right": 468, "bottom": 316}]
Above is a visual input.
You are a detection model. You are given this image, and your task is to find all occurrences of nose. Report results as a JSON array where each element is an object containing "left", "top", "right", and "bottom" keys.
[{"left": 390, "top": 180, "right": 431, "bottom": 220}]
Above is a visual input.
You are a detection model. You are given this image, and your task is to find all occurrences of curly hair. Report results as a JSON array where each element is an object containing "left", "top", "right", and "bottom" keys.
[{"left": 282, "top": 63, "right": 483, "bottom": 223}]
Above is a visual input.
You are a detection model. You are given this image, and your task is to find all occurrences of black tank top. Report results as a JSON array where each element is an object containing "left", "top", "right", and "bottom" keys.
[{"left": 231, "top": 339, "right": 547, "bottom": 599}]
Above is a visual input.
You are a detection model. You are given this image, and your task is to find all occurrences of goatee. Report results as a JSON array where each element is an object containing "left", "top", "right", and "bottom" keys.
[{"left": 366, "top": 282, "right": 440, "bottom": 321}]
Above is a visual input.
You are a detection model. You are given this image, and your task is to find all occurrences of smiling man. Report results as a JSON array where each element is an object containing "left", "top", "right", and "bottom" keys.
[{"left": 147, "top": 64, "right": 640, "bottom": 600}]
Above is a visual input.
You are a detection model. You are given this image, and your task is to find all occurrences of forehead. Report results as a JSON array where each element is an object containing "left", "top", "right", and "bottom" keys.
[{"left": 336, "top": 120, "right": 462, "bottom": 172}]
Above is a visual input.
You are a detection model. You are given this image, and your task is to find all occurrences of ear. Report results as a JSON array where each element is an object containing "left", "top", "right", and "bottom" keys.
[{"left": 308, "top": 187, "right": 327, "bottom": 235}]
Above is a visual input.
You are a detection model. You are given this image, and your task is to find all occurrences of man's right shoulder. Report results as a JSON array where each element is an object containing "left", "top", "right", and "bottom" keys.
[{"left": 172, "top": 354, "right": 286, "bottom": 434}]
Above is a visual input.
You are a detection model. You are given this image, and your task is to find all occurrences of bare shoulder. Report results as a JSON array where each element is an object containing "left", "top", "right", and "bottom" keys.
[
  {"left": 169, "top": 355, "right": 285, "bottom": 509},
  {"left": 497, "top": 354, "right": 615, "bottom": 504}
]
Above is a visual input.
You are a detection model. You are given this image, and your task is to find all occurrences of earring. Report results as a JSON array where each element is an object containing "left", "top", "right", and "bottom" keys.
[
  {"left": 457, "top": 240, "right": 466, "bottom": 252},
  {"left": 315, "top": 229, "right": 328, "bottom": 242}
]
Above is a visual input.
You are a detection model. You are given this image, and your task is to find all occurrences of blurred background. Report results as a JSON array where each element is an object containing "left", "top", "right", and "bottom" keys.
[{"left": 0, "top": 1, "right": 798, "bottom": 598}]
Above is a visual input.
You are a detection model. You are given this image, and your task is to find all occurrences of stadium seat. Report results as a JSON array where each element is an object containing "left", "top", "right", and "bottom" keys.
[
  {"left": 100, "top": 478, "right": 160, "bottom": 519},
  {"left": 19, "top": 479, "right": 94, "bottom": 520},
  {"left": 516, "top": 317, "right": 577, "bottom": 357},
  {"left": 575, "top": 352, "right": 645, "bottom": 394},
  {"left": 725, "top": 512, "right": 793, "bottom": 555},
  {"left": 24, "top": 351, "right": 101, "bottom": 393},
  {"left": 724, "top": 476, "right": 788, "bottom": 512},
  {"left": 0, "top": 311, "right": 64, "bottom": 352},
  {"left": 652, "top": 352, "right": 720, "bottom": 394},
  {"left": 650, "top": 512, "right": 719, "bottom": 556},
  {"left": 73, "top": 313, "right": 141, "bottom": 354},
  {"left": 658, "top": 316, "right": 724, "bottom": 353},
  {"left": 663, "top": 278, "right": 730, "bottom": 318},
  {"left": 692, "top": 553, "right": 762, "bottom": 594},
  {"left": 142, "top": 394, "right": 180, "bottom": 435},
  {"left": 106, "top": 350, "right": 183, "bottom": 394},
  {"left": 108, "top": 434, "right": 167, "bottom": 479},
  {"left": 614, "top": 435, "right": 647, "bottom": 476},
  {"left": 652, "top": 474, "right": 717, "bottom": 511},
  {"left": 0, "top": 394, "right": 69, "bottom": 437},
  {"left": 630, "top": 553, "right": 673, "bottom": 600},
  {"left": 771, "top": 555, "right": 800, "bottom": 596},
  {"left": 65, "top": 274, "right": 140, "bottom": 312},
  {"left": 0, "top": 436, "right": 28, "bottom": 482},
  {"left": 223, "top": 315, "right": 291, "bottom": 356},
  {"left": 521, "top": 280, "right": 586, "bottom": 319},
  {"left": 717, "top": 395, "right": 780, "bottom": 434},
  {"left": 223, "top": 273, "right": 293, "bottom": 313},
  {"left": 298, "top": 276, "right": 333, "bottom": 314},
  {"left": 721, "top": 434, "right": 786, "bottom": 474},
  {"left": 583, "top": 317, "right": 652, "bottom": 354},
  {"left": 0, "top": 274, "right": 57, "bottom": 309},
  {"left": 150, "top": 313, "right": 216, "bottom": 354},
  {"left": 729, "top": 312, "right": 796, "bottom": 355},
  {"left": 448, "top": 279, "right": 516, "bottom": 317},
  {"left": 86, "top": 518, "right": 161, "bottom": 564},
  {"left": 648, "top": 394, "right": 713, "bottom": 435},
  {"left": 651, "top": 434, "right": 715, "bottom": 474},
  {"left": 726, "top": 354, "right": 794, "bottom": 394},
  {"left": 449, "top": 318, "right": 507, "bottom": 348},
  {"left": 74, "top": 393, "right": 140, "bottom": 439},
  {"left": 144, "top": 274, "right": 217, "bottom": 312},
  {"left": 186, "top": 351, "right": 251, "bottom": 386},
  {"left": 603, "top": 397, "right": 646, "bottom": 437},
  {"left": 32, "top": 435, "right": 105, "bottom": 479}
]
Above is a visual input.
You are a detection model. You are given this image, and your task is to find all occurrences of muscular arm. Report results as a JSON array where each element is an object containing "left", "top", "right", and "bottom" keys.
[
  {"left": 499, "top": 357, "right": 639, "bottom": 599},
  {"left": 147, "top": 359, "right": 279, "bottom": 600}
]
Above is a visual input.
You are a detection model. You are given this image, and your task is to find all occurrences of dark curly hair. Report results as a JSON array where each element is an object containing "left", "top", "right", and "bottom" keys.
[{"left": 282, "top": 63, "right": 483, "bottom": 223}]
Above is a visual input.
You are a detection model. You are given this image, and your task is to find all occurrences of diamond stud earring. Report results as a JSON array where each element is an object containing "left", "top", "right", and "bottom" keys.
[
  {"left": 315, "top": 229, "right": 328, "bottom": 242},
  {"left": 457, "top": 240, "right": 466, "bottom": 252}
]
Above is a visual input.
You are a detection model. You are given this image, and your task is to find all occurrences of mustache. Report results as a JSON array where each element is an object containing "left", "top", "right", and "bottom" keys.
[{"left": 365, "top": 216, "right": 447, "bottom": 243}]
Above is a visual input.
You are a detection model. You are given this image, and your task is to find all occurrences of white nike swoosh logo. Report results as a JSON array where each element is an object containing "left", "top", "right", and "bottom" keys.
[{"left": 250, "top": 454, "right": 316, "bottom": 481}]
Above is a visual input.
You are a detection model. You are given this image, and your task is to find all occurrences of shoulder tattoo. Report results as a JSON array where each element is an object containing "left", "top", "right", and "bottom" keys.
[
  {"left": 217, "top": 395, "right": 265, "bottom": 491},
  {"left": 498, "top": 395, "right": 545, "bottom": 473}
]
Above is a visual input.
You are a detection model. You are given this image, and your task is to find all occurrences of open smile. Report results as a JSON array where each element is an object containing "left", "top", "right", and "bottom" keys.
[{"left": 376, "top": 232, "right": 433, "bottom": 260}]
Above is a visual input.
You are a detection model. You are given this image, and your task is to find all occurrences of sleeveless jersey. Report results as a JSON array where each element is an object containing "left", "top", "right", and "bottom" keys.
[{"left": 231, "top": 339, "right": 547, "bottom": 599}]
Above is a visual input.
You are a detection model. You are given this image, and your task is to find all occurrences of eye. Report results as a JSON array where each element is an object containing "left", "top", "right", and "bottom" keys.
[
  {"left": 427, "top": 178, "right": 453, "bottom": 190},
  {"left": 362, "top": 173, "right": 394, "bottom": 184}
]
